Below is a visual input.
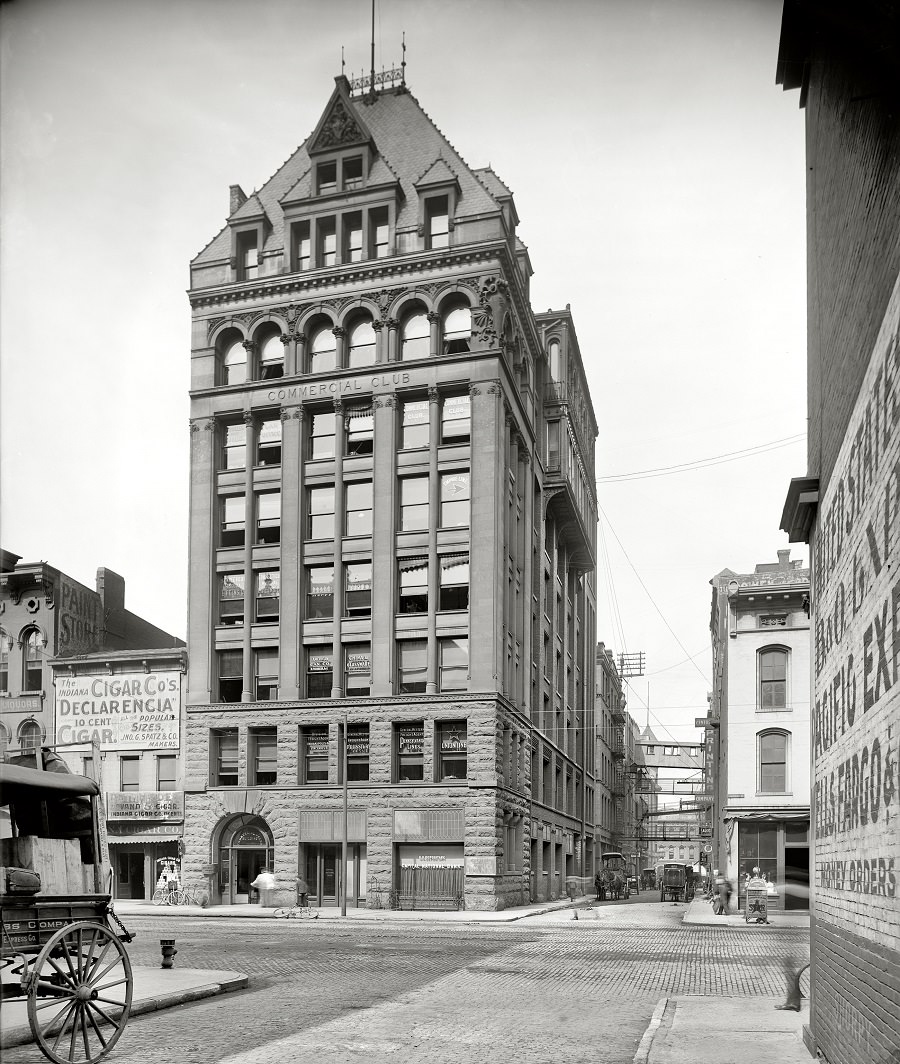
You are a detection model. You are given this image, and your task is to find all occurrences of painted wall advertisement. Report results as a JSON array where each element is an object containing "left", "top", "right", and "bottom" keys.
[
  {"left": 811, "top": 274, "right": 899, "bottom": 910},
  {"left": 55, "top": 671, "right": 181, "bottom": 750},
  {"left": 57, "top": 576, "right": 103, "bottom": 654}
]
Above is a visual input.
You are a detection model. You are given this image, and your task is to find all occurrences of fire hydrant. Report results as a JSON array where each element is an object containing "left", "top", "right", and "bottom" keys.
[{"left": 160, "top": 938, "right": 177, "bottom": 969}]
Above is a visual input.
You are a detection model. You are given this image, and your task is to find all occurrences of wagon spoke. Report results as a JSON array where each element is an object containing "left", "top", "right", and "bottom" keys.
[
  {"left": 84, "top": 1001, "right": 110, "bottom": 1047},
  {"left": 87, "top": 951, "right": 124, "bottom": 988},
  {"left": 33, "top": 981, "right": 77, "bottom": 1003},
  {"left": 86, "top": 999, "right": 120, "bottom": 1027},
  {"left": 93, "top": 992, "right": 128, "bottom": 1008},
  {"left": 80, "top": 1005, "right": 93, "bottom": 1060},
  {"left": 39, "top": 996, "right": 76, "bottom": 1035},
  {"left": 48, "top": 1000, "right": 77, "bottom": 1050},
  {"left": 92, "top": 974, "right": 129, "bottom": 996},
  {"left": 84, "top": 935, "right": 113, "bottom": 983},
  {"left": 68, "top": 1004, "right": 80, "bottom": 1061},
  {"left": 47, "top": 954, "right": 74, "bottom": 983},
  {"left": 59, "top": 939, "right": 80, "bottom": 984}
]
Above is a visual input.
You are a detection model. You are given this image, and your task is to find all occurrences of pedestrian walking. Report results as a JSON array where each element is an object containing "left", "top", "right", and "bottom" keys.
[
  {"left": 296, "top": 875, "right": 310, "bottom": 907},
  {"left": 251, "top": 868, "right": 276, "bottom": 906}
]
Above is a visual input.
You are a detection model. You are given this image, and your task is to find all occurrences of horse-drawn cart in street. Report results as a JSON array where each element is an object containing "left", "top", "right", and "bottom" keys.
[{"left": 1, "top": 761, "right": 134, "bottom": 1063}]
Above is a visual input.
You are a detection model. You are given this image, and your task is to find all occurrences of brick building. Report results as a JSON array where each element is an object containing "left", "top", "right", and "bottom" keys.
[
  {"left": 778, "top": 3, "right": 900, "bottom": 1059},
  {"left": 708, "top": 551, "right": 811, "bottom": 910},
  {"left": 0, "top": 550, "right": 185, "bottom": 899},
  {"left": 182, "top": 71, "right": 598, "bottom": 910}
]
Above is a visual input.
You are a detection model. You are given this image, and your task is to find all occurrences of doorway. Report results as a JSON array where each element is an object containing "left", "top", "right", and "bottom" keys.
[
  {"left": 306, "top": 845, "right": 340, "bottom": 905},
  {"left": 115, "top": 851, "right": 145, "bottom": 900},
  {"left": 784, "top": 846, "right": 810, "bottom": 910},
  {"left": 216, "top": 816, "right": 274, "bottom": 904}
]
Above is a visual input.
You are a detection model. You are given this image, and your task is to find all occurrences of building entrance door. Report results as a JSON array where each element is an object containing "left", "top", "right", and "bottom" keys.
[
  {"left": 784, "top": 846, "right": 810, "bottom": 910},
  {"left": 115, "top": 851, "right": 145, "bottom": 900},
  {"left": 306, "top": 845, "right": 341, "bottom": 905}
]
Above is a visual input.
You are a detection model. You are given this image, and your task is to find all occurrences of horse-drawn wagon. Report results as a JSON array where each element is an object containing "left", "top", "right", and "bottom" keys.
[{"left": 1, "top": 760, "right": 134, "bottom": 1063}]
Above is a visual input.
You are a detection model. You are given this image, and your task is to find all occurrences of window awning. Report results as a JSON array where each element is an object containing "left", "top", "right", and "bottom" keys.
[
  {"left": 107, "top": 834, "right": 182, "bottom": 845},
  {"left": 723, "top": 810, "right": 810, "bottom": 822}
]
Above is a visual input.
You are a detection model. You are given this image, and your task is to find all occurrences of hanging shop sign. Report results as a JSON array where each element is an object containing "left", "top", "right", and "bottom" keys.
[
  {"left": 55, "top": 671, "right": 181, "bottom": 750},
  {"left": 106, "top": 791, "right": 184, "bottom": 821}
]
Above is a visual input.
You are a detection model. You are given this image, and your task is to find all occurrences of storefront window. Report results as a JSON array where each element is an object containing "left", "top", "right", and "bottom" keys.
[
  {"left": 346, "top": 723, "right": 370, "bottom": 782},
  {"left": 212, "top": 729, "right": 239, "bottom": 786},
  {"left": 437, "top": 721, "right": 467, "bottom": 781},
  {"left": 306, "top": 652, "right": 332, "bottom": 698},
  {"left": 738, "top": 823, "right": 778, "bottom": 886},
  {"left": 302, "top": 726, "right": 329, "bottom": 784},
  {"left": 344, "top": 644, "right": 371, "bottom": 697},
  {"left": 395, "top": 722, "right": 424, "bottom": 781}
]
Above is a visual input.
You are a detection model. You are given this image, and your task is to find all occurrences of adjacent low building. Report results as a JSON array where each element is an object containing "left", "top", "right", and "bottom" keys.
[{"left": 709, "top": 550, "right": 811, "bottom": 910}]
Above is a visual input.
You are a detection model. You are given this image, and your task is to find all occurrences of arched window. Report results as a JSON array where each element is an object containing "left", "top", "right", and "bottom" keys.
[
  {"left": 758, "top": 730, "right": 789, "bottom": 793},
  {"left": 0, "top": 722, "right": 9, "bottom": 757},
  {"left": 0, "top": 628, "right": 9, "bottom": 693},
  {"left": 759, "top": 648, "right": 788, "bottom": 709},
  {"left": 548, "top": 339, "right": 560, "bottom": 382},
  {"left": 23, "top": 629, "right": 42, "bottom": 692},
  {"left": 442, "top": 302, "right": 471, "bottom": 355},
  {"left": 223, "top": 339, "right": 248, "bottom": 386},
  {"left": 258, "top": 333, "right": 284, "bottom": 380},
  {"left": 400, "top": 310, "right": 430, "bottom": 361},
  {"left": 309, "top": 325, "right": 336, "bottom": 374},
  {"left": 347, "top": 319, "right": 376, "bottom": 368},
  {"left": 18, "top": 718, "right": 43, "bottom": 753}
]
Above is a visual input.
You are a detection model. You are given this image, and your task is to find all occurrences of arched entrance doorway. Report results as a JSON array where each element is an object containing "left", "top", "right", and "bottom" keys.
[{"left": 215, "top": 815, "right": 273, "bottom": 904}]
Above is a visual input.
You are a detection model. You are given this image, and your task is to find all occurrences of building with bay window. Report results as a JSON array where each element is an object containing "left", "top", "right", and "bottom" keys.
[
  {"left": 182, "top": 69, "right": 598, "bottom": 910},
  {"left": 708, "top": 550, "right": 811, "bottom": 910}
]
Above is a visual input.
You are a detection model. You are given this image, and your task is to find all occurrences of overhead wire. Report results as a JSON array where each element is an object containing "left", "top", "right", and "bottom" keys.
[{"left": 596, "top": 433, "right": 806, "bottom": 483}]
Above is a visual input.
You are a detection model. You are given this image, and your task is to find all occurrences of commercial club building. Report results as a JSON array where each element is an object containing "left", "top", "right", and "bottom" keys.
[{"left": 181, "top": 71, "right": 598, "bottom": 910}]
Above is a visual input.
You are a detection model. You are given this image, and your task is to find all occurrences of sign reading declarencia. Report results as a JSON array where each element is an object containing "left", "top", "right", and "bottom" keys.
[{"left": 55, "top": 671, "right": 181, "bottom": 750}]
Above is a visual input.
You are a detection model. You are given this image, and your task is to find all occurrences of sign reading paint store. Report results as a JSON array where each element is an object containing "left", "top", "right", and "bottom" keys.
[{"left": 55, "top": 671, "right": 181, "bottom": 750}]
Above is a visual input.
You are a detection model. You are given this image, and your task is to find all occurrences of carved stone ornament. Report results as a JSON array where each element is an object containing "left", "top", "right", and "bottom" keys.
[
  {"left": 280, "top": 408, "right": 292, "bottom": 422},
  {"left": 280, "top": 333, "right": 292, "bottom": 346},
  {"left": 294, "top": 407, "right": 305, "bottom": 420},
  {"left": 469, "top": 384, "right": 482, "bottom": 397},
  {"left": 487, "top": 381, "right": 503, "bottom": 397},
  {"left": 427, "top": 386, "right": 439, "bottom": 404},
  {"left": 242, "top": 339, "right": 256, "bottom": 354},
  {"left": 315, "top": 100, "right": 364, "bottom": 149},
  {"left": 381, "top": 394, "right": 398, "bottom": 409},
  {"left": 332, "top": 326, "right": 346, "bottom": 339},
  {"left": 190, "top": 420, "right": 201, "bottom": 434},
  {"left": 386, "top": 317, "right": 400, "bottom": 331},
  {"left": 427, "top": 311, "right": 441, "bottom": 325},
  {"left": 372, "top": 319, "right": 384, "bottom": 332},
  {"left": 333, "top": 398, "right": 345, "bottom": 415}
]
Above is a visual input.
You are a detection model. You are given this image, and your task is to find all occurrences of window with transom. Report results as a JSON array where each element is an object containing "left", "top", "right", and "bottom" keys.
[
  {"left": 217, "top": 650, "right": 243, "bottom": 703},
  {"left": 307, "top": 486, "right": 335, "bottom": 540},
  {"left": 400, "top": 476, "right": 429, "bottom": 531},
  {"left": 221, "top": 495, "right": 245, "bottom": 548},
  {"left": 256, "top": 570, "right": 279, "bottom": 622},
  {"left": 306, "top": 565, "right": 334, "bottom": 619},
  {"left": 219, "top": 573, "right": 245, "bottom": 626},
  {"left": 759, "top": 648, "right": 788, "bottom": 709},
  {"left": 399, "top": 558, "right": 428, "bottom": 614},
  {"left": 308, "top": 409, "right": 335, "bottom": 460},
  {"left": 400, "top": 310, "right": 430, "bottom": 361},
  {"left": 440, "top": 394, "right": 470, "bottom": 444},
  {"left": 758, "top": 730, "right": 789, "bottom": 793},
  {"left": 23, "top": 630, "right": 42, "bottom": 692},
  {"left": 401, "top": 399, "right": 430, "bottom": 449},
  {"left": 224, "top": 423, "right": 246, "bottom": 469}
]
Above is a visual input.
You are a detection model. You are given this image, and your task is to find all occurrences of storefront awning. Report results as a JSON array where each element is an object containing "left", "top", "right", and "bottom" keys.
[
  {"left": 723, "top": 810, "right": 809, "bottom": 822},
  {"left": 108, "top": 834, "right": 181, "bottom": 845}
]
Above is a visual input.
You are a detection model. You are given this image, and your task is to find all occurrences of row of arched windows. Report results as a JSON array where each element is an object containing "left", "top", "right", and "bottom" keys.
[
  {"left": 217, "top": 300, "right": 472, "bottom": 386},
  {"left": 0, "top": 718, "right": 45, "bottom": 755},
  {"left": 0, "top": 626, "right": 44, "bottom": 694}
]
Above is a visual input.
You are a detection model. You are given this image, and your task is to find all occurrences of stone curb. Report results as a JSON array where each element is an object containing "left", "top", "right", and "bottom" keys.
[
  {"left": 0, "top": 973, "right": 249, "bottom": 1049},
  {"left": 632, "top": 997, "right": 670, "bottom": 1064}
]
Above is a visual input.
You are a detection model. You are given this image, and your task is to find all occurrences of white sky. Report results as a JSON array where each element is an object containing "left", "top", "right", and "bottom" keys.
[{"left": 0, "top": 0, "right": 807, "bottom": 748}]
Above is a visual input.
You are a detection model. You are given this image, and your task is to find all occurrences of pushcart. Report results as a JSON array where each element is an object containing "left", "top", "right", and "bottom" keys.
[{"left": 1, "top": 761, "right": 134, "bottom": 1063}]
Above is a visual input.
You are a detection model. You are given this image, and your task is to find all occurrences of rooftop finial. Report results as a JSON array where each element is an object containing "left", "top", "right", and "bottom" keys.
[
  {"left": 401, "top": 31, "right": 406, "bottom": 86},
  {"left": 367, "top": 0, "right": 377, "bottom": 103},
  {"left": 341, "top": 45, "right": 345, "bottom": 77}
]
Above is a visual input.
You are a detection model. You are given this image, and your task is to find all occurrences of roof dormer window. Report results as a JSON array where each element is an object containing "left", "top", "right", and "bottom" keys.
[
  {"left": 426, "top": 196, "right": 450, "bottom": 249},
  {"left": 317, "top": 161, "right": 337, "bottom": 195},
  {"left": 236, "top": 231, "right": 258, "bottom": 281},
  {"left": 343, "top": 156, "right": 363, "bottom": 190}
]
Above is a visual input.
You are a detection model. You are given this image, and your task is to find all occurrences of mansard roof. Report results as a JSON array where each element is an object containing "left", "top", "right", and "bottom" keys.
[{"left": 194, "top": 80, "right": 508, "bottom": 265}]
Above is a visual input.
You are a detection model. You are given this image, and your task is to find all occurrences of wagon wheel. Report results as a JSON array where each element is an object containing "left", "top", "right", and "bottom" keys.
[{"left": 26, "top": 921, "right": 133, "bottom": 1064}]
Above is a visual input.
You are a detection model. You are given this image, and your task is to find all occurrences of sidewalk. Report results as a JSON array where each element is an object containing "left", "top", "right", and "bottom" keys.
[
  {"left": 112, "top": 892, "right": 594, "bottom": 922},
  {"left": 682, "top": 894, "right": 811, "bottom": 929},
  {"left": 634, "top": 997, "right": 811, "bottom": 1064},
  {"left": 1, "top": 966, "right": 248, "bottom": 1050}
]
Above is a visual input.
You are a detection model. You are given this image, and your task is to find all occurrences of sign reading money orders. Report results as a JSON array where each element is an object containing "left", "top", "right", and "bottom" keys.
[{"left": 55, "top": 670, "right": 181, "bottom": 750}]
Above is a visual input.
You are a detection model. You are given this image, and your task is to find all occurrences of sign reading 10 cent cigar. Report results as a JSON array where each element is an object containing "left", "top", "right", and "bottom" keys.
[{"left": 54, "top": 670, "right": 181, "bottom": 751}]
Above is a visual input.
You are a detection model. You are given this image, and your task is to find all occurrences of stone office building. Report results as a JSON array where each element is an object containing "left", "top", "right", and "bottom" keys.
[{"left": 182, "top": 70, "right": 598, "bottom": 910}]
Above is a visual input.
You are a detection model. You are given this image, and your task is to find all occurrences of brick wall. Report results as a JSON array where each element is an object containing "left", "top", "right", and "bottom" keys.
[{"left": 804, "top": 56, "right": 900, "bottom": 495}]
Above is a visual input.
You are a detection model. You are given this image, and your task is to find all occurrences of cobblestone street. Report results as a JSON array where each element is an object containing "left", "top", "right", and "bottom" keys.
[{"left": 4, "top": 900, "right": 809, "bottom": 1064}]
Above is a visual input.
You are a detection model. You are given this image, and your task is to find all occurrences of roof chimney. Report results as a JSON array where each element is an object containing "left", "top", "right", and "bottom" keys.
[
  {"left": 777, "top": 549, "right": 791, "bottom": 568},
  {"left": 229, "top": 184, "right": 247, "bottom": 216}
]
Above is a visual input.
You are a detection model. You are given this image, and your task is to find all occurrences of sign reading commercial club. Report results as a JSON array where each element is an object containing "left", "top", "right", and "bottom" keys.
[{"left": 55, "top": 671, "right": 181, "bottom": 750}]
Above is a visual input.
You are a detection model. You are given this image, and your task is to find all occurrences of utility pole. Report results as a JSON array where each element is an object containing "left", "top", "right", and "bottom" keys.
[{"left": 341, "top": 711, "right": 348, "bottom": 916}]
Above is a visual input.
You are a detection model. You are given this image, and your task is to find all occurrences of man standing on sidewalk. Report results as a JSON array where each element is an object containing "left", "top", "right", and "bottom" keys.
[{"left": 251, "top": 868, "right": 275, "bottom": 907}]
